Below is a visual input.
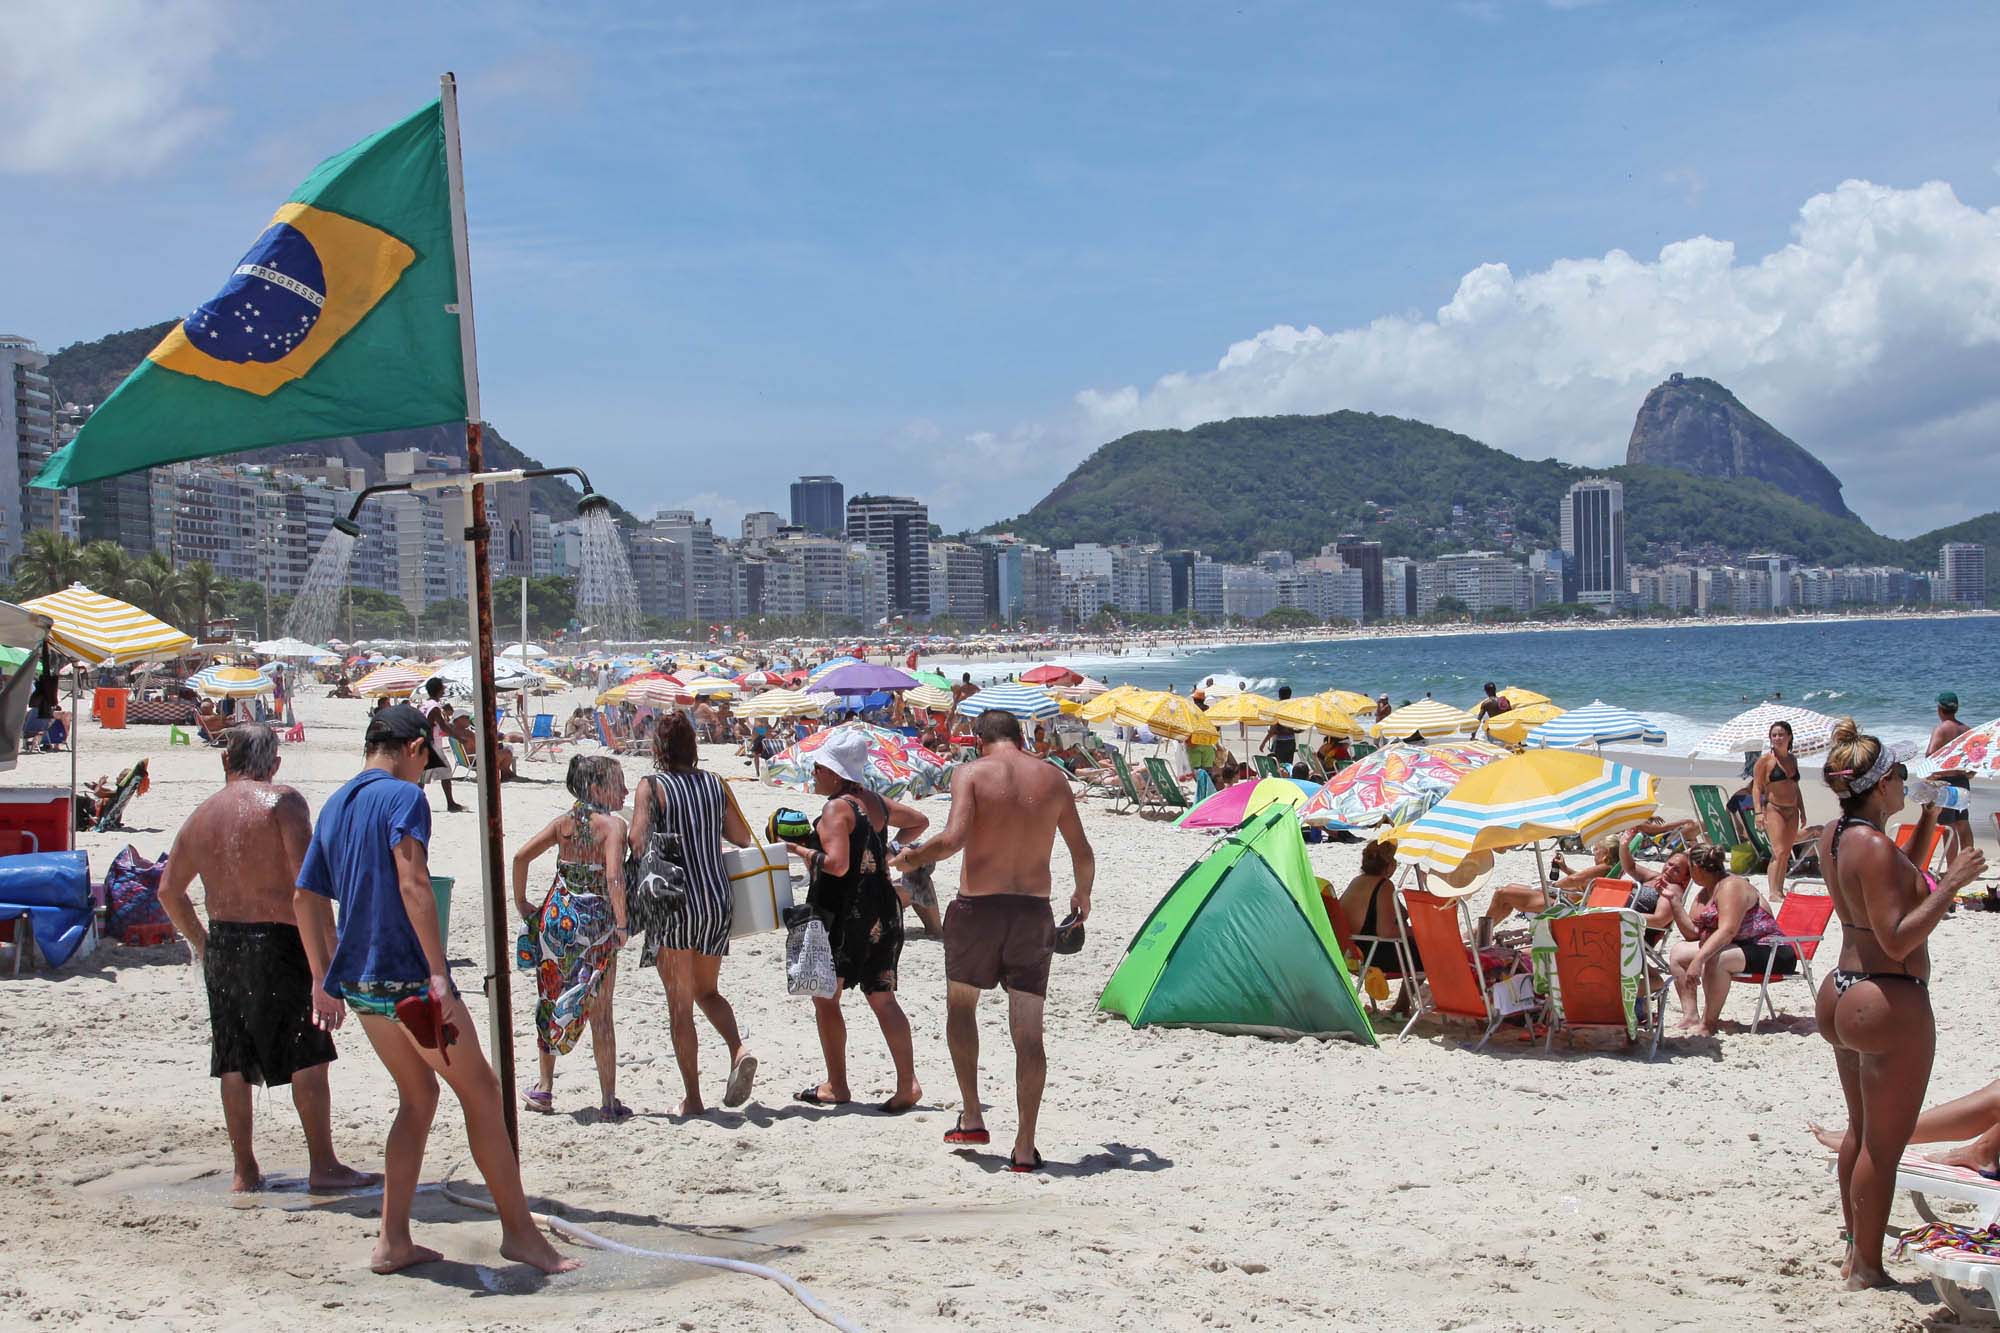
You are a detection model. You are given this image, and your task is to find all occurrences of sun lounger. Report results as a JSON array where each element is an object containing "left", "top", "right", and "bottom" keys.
[
  {"left": 1820, "top": 1153, "right": 2000, "bottom": 1321},
  {"left": 1731, "top": 892, "right": 1833, "bottom": 1032},
  {"left": 1543, "top": 908, "right": 1668, "bottom": 1057},
  {"left": 1144, "top": 757, "right": 1193, "bottom": 813},
  {"left": 92, "top": 760, "right": 148, "bottom": 834}
]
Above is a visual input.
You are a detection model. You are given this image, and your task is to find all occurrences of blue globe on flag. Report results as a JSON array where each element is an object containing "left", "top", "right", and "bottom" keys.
[{"left": 183, "top": 223, "right": 327, "bottom": 364}]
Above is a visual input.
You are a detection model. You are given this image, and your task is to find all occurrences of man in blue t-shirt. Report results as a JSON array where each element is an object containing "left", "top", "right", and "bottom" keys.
[{"left": 294, "top": 703, "right": 578, "bottom": 1278}]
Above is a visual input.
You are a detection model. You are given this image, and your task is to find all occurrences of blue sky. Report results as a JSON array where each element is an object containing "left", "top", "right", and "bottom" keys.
[{"left": 6, "top": 1, "right": 1999, "bottom": 535}]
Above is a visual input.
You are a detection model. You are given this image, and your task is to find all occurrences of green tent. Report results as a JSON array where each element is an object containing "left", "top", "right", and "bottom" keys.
[{"left": 1098, "top": 806, "right": 1376, "bottom": 1044}]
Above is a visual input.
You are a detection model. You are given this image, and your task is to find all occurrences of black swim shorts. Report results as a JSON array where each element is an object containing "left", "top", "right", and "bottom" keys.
[
  {"left": 944, "top": 894, "right": 1055, "bottom": 997},
  {"left": 205, "top": 921, "right": 336, "bottom": 1085}
]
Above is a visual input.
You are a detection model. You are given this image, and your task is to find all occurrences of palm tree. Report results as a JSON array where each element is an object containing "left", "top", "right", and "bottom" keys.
[
  {"left": 180, "top": 560, "right": 219, "bottom": 636},
  {"left": 81, "top": 541, "right": 136, "bottom": 601},
  {"left": 11, "top": 532, "right": 86, "bottom": 599},
  {"left": 127, "top": 553, "right": 189, "bottom": 625}
]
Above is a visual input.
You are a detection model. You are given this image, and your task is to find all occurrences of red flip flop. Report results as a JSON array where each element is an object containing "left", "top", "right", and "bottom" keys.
[
  {"left": 1007, "top": 1151, "right": 1045, "bottom": 1174},
  {"left": 943, "top": 1114, "right": 989, "bottom": 1145}
]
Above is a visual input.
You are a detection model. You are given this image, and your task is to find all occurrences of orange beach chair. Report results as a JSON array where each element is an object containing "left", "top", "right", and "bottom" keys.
[
  {"left": 1545, "top": 909, "right": 1668, "bottom": 1057},
  {"left": 1730, "top": 892, "right": 1834, "bottom": 1032},
  {"left": 1398, "top": 890, "right": 1520, "bottom": 1046}
]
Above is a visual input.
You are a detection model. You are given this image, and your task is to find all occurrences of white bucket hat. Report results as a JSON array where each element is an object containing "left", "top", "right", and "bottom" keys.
[{"left": 813, "top": 727, "right": 874, "bottom": 789}]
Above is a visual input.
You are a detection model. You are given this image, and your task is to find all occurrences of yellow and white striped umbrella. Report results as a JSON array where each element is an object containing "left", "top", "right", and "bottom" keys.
[
  {"left": 21, "top": 584, "right": 193, "bottom": 666},
  {"left": 904, "top": 684, "right": 955, "bottom": 712},
  {"left": 738, "top": 688, "right": 835, "bottom": 719},
  {"left": 354, "top": 664, "right": 427, "bottom": 698},
  {"left": 1386, "top": 749, "right": 1658, "bottom": 871},
  {"left": 1369, "top": 698, "right": 1479, "bottom": 741}
]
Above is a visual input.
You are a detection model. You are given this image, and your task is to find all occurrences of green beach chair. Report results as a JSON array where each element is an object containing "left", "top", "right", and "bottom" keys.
[
  {"left": 1253, "top": 754, "right": 1283, "bottom": 780},
  {"left": 1300, "top": 750, "right": 1329, "bottom": 781},
  {"left": 1145, "top": 757, "right": 1193, "bottom": 813},
  {"left": 1107, "top": 751, "right": 1148, "bottom": 814},
  {"left": 1688, "top": 785, "right": 1742, "bottom": 849}
]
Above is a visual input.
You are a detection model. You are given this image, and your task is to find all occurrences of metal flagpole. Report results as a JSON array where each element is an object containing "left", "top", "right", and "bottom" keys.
[{"left": 439, "top": 71, "right": 519, "bottom": 1151}]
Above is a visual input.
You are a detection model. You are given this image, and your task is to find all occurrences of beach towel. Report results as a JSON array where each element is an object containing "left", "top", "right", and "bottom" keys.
[
  {"left": 105, "top": 845, "right": 171, "bottom": 944},
  {"left": 1531, "top": 905, "right": 1643, "bottom": 1040}
]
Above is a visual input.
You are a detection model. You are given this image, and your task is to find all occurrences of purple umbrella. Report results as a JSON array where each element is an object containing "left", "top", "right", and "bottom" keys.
[{"left": 812, "top": 662, "right": 921, "bottom": 695}]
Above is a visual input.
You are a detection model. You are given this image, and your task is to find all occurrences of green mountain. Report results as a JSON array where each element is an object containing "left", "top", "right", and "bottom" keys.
[
  {"left": 43, "top": 322, "right": 631, "bottom": 523},
  {"left": 995, "top": 411, "right": 1915, "bottom": 568}
]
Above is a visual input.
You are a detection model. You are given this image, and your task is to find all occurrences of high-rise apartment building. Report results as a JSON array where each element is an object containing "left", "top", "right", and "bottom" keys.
[
  {"left": 1332, "top": 536, "right": 1384, "bottom": 620},
  {"left": 790, "top": 475, "right": 845, "bottom": 535},
  {"left": 741, "top": 510, "right": 783, "bottom": 544},
  {"left": 1561, "top": 478, "right": 1627, "bottom": 610},
  {"left": 846, "top": 494, "right": 929, "bottom": 618},
  {"left": 1940, "top": 542, "right": 1988, "bottom": 606},
  {"left": 0, "top": 335, "right": 61, "bottom": 572}
]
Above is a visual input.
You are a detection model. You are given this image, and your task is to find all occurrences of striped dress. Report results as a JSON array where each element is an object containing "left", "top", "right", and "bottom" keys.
[{"left": 640, "top": 768, "right": 732, "bottom": 961}]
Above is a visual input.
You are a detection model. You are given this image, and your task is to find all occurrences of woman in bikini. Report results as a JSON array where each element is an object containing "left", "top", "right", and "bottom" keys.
[
  {"left": 1752, "top": 720, "right": 1806, "bottom": 907},
  {"left": 1813, "top": 718, "right": 1985, "bottom": 1290}
]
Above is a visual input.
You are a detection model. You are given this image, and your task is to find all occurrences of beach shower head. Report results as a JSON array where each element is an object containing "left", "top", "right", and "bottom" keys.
[
  {"left": 576, "top": 490, "right": 611, "bottom": 518},
  {"left": 332, "top": 516, "right": 362, "bottom": 538}
]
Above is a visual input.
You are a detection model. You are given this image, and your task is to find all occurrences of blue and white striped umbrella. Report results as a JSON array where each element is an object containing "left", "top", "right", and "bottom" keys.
[
  {"left": 955, "top": 683, "right": 1059, "bottom": 720},
  {"left": 1524, "top": 699, "right": 1665, "bottom": 750}
]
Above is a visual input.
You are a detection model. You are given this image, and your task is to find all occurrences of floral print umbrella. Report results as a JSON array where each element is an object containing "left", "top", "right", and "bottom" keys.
[
  {"left": 762, "top": 721, "right": 952, "bottom": 799},
  {"left": 1297, "top": 740, "right": 1507, "bottom": 829}
]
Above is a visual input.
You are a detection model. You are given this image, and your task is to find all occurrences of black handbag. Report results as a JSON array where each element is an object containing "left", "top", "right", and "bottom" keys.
[{"left": 626, "top": 774, "right": 689, "bottom": 934}]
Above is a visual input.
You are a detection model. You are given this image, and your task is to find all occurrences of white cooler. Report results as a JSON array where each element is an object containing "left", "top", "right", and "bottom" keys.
[{"left": 724, "top": 842, "right": 796, "bottom": 938}]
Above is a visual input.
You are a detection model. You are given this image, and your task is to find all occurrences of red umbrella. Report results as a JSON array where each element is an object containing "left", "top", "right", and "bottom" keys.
[{"left": 1021, "top": 664, "right": 1083, "bottom": 686}]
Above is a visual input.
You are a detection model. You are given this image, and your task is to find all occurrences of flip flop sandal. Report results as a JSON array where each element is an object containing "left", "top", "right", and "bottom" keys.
[
  {"left": 599, "top": 1099, "right": 634, "bottom": 1123},
  {"left": 1007, "top": 1151, "right": 1045, "bottom": 1174},
  {"left": 523, "top": 1089, "right": 555, "bottom": 1115},
  {"left": 877, "top": 1097, "right": 918, "bottom": 1115},
  {"left": 943, "top": 1114, "right": 989, "bottom": 1145},
  {"left": 794, "top": 1087, "right": 850, "bottom": 1106},
  {"left": 724, "top": 1055, "right": 759, "bottom": 1108}
]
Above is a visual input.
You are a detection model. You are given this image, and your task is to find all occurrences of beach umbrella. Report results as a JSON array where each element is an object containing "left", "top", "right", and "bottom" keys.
[
  {"left": 1388, "top": 750, "right": 1659, "bottom": 872},
  {"left": 1196, "top": 672, "right": 1257, "bottom": 697},
  {"left": 683, "top": 677, "right": 742, "bottom": 699},
  {"left": 1911, "top": 717, "right": 2000, "bottom": 780},
  {"left": 1020, "top": 664, "right": 1083, "bottom": 686},
  {"left": 1175, "top": 776, "right": 1317, "bottom": 831},
  {"left": 957, "top": 683, "right": 1060, "bottom": 720},
  {"left": 1297, "top": 741, "right": 1507, "bottom": 829},
  {"left": 250, "top": 636, "right": 338, "bottom": 662},
  {"left": 1201, "top": 693, "right": 1277, "bottom": 725},
  {"left": 1495, "top": 686, "right": 1552, "bottom": 708},
  {"left": 1077, "top": 684, "right": 1145, "bottom": 724},
  {"left": 191, "top": 665, "right": 276, "bottom": 699},
  {"left": 813, "top": 662, "right": 919, "bottom": 695},
  {"left": 762, "top": 722, "right": 951, "bottom": 798},
  {"left": 1115, "top": 691, "right": 1220, "bottom": 745},
  {"left": 1368, "top": 698, "right": 1479, "bottom": 741},
  {"left": 904, "top": 684, "right": 956, "bottom": 713},
  {"left": 1693, "top": 702, "right": 1841, "bottom": 757},
  {"left": 1523, "top": 699, "right": 1666, "bottom": 750},
  {"left": 737, "top": 688, "right": 835, "bottom": 719},
  {"left": 912, "top": 669, "right": 953, "bottom": 691},
  {"left": 354, "top": 663, "right": 426, "bottom": 697},
  {"left": 421, "top": 655, "right": 544, "bottom": 701},
  {"left": 21, "top": 584, "right": 193, "bottom": 666},
  {"left": 807, "top": 656, "right": 866, "bottom": 682},
  {"left": 610, "top": 675, "right": 687, "bottom": 709},
  {"left": 1322, "top": 689, "right": 1377, "bottom": 717},
  {"left": 499, "top": 641, "right": 547, "bottom": 658},
  {"left": 1056, "top": 675, "right": 1109, "bottom": 701},
  {"left": 1266, "top": 694, "right": 1366, "bottom": 740},
  {"left": 1485, "top": 702, "right": 1565, "bottom": 747}
]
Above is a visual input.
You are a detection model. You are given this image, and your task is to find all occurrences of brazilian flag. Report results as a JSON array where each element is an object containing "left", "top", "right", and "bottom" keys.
[{"left": 34, "top": 100, "right": 464, "bottom": 489}]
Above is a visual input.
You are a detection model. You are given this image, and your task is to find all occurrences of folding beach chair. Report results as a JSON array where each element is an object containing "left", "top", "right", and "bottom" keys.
[
  {"left": 525, "top": 712, "right": 568, "bottom": 760},
  {"left": 1107, "top": 751, "right": 1157, "bottom": 815},
  {"left": 1543, "top": 908, "right": 1669, "bottom": 1057},
  {"left": 1348, "top": 883, "right": 1417, "bottom": 1014},
  {"left": 1144, "top": 757, "right": 1193, "bottom": 814},
  {"left": 1730, "top": 892, "right": 1834, "bottom": 1032},
  {"left": 1688, "top": 784, "right": 1744, "bottom": 850},
  {"left": 447, "top": 734, "right": 476, "bottom": 781},
  {"left": 1252, "top": 754, "right": 1283, "bottom": 780},
  {"left": 1398, "top": 889, "right": 1518, "bottom": 1046},
  {"left": 1893, "top": 822, "right": 1947, "bottom": 873},
  {"left": 1582, "top": 877, "right": 1636, "bottom": 910},
  {"left": 1300, "top": 750, "right": 1329, "bottom": 781},
  {"left": 91, "top": 760, "right": 149, "bottom": 834}
]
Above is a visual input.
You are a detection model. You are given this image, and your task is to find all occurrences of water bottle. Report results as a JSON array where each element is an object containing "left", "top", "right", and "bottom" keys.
[{"left": 1907, "top": 779, "right": 1971, "bottom": 811}]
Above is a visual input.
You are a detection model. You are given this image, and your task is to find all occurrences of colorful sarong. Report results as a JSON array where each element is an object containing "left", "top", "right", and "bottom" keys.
[{"left": 515, "top": 880, "right": 617, "bottom": 1055}]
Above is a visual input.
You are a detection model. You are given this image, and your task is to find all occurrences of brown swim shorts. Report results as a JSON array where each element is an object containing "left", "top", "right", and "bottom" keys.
[{"left": 944, "top": 894, "right": 1055, "bottom": 997}]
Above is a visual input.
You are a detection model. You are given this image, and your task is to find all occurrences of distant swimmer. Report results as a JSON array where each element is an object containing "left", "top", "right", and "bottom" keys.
[
  {"left": 156, "top": 724, "right": 377, "bottom": 1194},
  {"left": 894, "top": 710, "right": 1095, "bottom": 1172}
]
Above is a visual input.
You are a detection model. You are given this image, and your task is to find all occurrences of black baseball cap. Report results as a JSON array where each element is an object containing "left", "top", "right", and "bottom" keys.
[{"left": 367, "top": 702, "right": 447, "bottom": 772}]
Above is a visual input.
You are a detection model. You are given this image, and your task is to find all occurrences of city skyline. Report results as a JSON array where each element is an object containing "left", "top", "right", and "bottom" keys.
[{"left": 4, "top": 5, "right": 1998, "bottom": 534}]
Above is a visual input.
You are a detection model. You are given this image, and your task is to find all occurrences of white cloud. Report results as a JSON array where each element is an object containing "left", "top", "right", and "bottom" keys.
[
  {"left": 0, "top": 0, "right": 231, "bottom": 176},
  {"left": 964, "top": 180, "right": 2000, "bottom": 537}
]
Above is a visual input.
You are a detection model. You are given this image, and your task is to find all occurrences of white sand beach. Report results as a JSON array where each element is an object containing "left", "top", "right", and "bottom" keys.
[{"left": 3, "top": 687, "right": 1996, "bottom": 1331}]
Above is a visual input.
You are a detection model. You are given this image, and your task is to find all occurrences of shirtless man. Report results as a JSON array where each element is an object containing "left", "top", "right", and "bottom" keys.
[
  {"left": 156, "top": 724, "right": 376, "bottom": 1193},
  {"left": 892, "top": 709, "right": 1095, "bottom": 1171},
  {"left": 1929, "top": 691, "right": 1973, "bottom": 861}
]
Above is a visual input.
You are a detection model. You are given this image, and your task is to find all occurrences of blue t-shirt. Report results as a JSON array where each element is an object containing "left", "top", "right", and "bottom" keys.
[{"left": 298, "top": 768, "right": 435, "bottom": 997}]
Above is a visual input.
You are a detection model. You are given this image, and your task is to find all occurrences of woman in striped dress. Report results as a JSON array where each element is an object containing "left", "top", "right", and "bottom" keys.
[{"left": 631, "top": 711, "right": 758, "bottom": 1116}]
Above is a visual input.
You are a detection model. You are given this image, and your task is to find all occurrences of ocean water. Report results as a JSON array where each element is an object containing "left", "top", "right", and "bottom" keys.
[{"left": 1050, "top": 617, "right": 1995, "bottom": 751}]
